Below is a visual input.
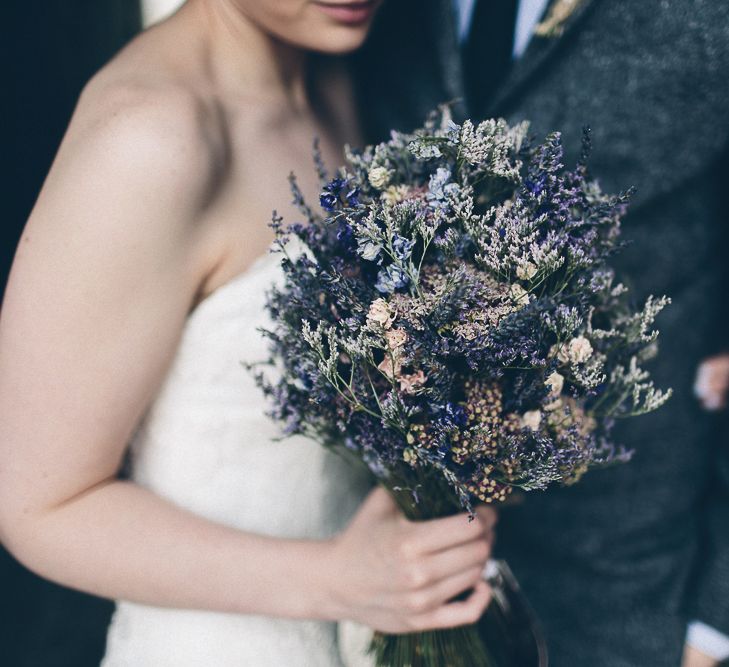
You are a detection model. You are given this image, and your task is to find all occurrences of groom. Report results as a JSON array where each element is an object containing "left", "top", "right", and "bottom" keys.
[{"left": 355, "top": 1, "right": 729, "bottom": 665}]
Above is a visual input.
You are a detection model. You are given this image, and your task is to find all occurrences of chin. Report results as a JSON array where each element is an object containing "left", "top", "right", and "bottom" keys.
[
  {"left": 299, "top": 0, "right": 382, "bottom": 54},
  {"left": 307, "top": 25, "right": 373, "bottom": 54}
]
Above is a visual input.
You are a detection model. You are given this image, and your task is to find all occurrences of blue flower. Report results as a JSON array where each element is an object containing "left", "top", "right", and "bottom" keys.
[
  {"left": 336, "top": 221, "right": 354, "bottom": 247},
  {"left": 427, "top": 167, "right": 460, "bottom": 211},
  {"left": 428, "top": 167, "right": 452, "bottom": 201},
  {"left": 435, "top": 402, "right": 468, "bottom": 428},
  {"left": 320, "top": 192, "right": 338, "bottom": 211},
  {"left": 375, "top": 264, "right": 409, "bottom": 294},
  {"left": 392, "top": 234, "right": 415, "bottom": 261},
  {"left": 319, "top": 177, "right": 349, "bottom": 211},
  {"left": 346, "top": 187, "right": 361, "bottom": 207}
]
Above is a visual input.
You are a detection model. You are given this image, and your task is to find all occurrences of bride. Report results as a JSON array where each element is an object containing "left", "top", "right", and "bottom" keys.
[{"left": 0, "top": 1, "right": 496, "bottom": 664}]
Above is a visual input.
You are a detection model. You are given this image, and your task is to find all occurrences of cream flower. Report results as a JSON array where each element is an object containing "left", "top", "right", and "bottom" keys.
[
  {"left": 545, "top": 371, "right": 564, "bottom": 397},
  {"left": 521, "top": 410, "right": 542, "bottom": 431},
  {"left": 367, "top": 298, "right": 395, "bottom": 329},
  {"left": 385, "top": 328, "right": 408, "bottom": 349},
  {"left": 510, "top": 284, "right": 530, "bottom": 308},
  {"left": 368, "top": 166, "right": 392, "bottom": 189},
  {"left": 403, "top": 448, "right": 418, "bottom": 466},
  {"left": 381, "top": 185, "right": 410, "bottom": 204},
  {"left": 516, "top": 261, "right": 538, "bottom": 281},
  {"left": 565, "top": 336, "right": 593, "bottom": 364},
  {"left": 553, "top": 336, "right": 594, "bottom": 365}
]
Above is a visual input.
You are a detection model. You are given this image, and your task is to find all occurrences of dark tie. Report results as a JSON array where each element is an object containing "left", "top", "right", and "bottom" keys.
[{"left": 462, "top": 0, "right": 520, "bottom": 118}]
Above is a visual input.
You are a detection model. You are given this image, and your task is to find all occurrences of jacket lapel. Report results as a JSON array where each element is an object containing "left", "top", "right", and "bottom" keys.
[{"left": 487, "top": 0, "right": 599, "bottom": 115}]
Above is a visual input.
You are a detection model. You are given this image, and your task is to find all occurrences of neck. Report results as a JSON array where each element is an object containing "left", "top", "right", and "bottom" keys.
[{"left": 185, "top": 0, "right": 310, "bottom": 111}]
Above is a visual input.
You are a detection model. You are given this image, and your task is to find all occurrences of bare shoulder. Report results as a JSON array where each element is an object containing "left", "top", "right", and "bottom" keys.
[
  {"left": 6, "top": 45, "right": 237, "bottom": 337},
  {"left": 18, "top": 38, "right": 235, "bottom": 297},
  {"left": 55, "top": 67, "right": 225, "bottom": 219}
]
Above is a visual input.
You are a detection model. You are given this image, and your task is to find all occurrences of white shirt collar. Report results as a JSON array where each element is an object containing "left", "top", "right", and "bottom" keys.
[
  {"left": 452, "top": 0, "right": 552, "bottom": 58},
  {"left": 514, "top": 0, "right": 552, "bottom": 57}
]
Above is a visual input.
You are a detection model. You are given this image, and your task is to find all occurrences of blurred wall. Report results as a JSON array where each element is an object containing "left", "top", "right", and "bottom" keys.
[{"left": 3, "top": 4, "right": 141, "bottom": 664}]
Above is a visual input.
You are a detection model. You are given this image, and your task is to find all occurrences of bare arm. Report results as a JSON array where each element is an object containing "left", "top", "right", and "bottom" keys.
[
  {"left": 0, "top": 83, "right": 495, "bottom": 632},
  {"left": 0, "top": 85, "right": 330, "bottom": 617}
]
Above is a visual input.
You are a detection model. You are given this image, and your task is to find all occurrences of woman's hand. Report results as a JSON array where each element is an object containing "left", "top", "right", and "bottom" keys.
[
  {"left": 694, "top": 354, "right": 729, "bottom": 411},
  {"left": 682, "top": 644, "right": 720, "bottom": 667},
  {"left": 324, "top": 486, "right": 496, "bottom": 633}
]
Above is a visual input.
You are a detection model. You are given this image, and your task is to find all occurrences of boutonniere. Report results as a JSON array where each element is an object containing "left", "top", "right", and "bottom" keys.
[{"left": 534, "top": 0, "right": 585, "bottom": 38}]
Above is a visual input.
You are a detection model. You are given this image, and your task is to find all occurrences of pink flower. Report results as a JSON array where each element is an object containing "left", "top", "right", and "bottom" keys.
[
  {"left": 399, "top": 370, "right": 427, "bottom": 394},
  {"left": 377, "top": 355, "right": 402, "bottom": 380}
]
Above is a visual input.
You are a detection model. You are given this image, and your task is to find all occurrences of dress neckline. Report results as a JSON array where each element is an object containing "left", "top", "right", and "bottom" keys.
[{"left": 187, "top": 249, "right": 280, "bottom": 323}]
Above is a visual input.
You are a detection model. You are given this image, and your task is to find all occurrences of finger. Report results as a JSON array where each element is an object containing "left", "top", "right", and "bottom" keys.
[
  {"left": 361, "top": 485, "right": 399, "bottom": 517},
  {"left": 707, "top": 374, "right": 729, "bottom": 396},
  {"left": 409, "top": 579, "right": 492, "bottom": 632},
  {"left": 698, "top": 387, "right": 726, "bottom": 411},
  {"left": 421, "top": 532, "right": 493, "bottom": 584},
  {"left": 694, "top": 363, "right": 729, "bottom": 402},
  {"left": 407, "top": 511, "right": 489, "bottom": 554},
  {"left": 473, "top": 505, "right": 498, "bottom": 529},
  {"left": 694, "top": 368, "right": 725, "bottom": 410},
  {"left": 701, "top": 395, "right": 726, "bottom": 411},
  {"left": 417, "top": 564, "right": 485, "bottom": 612},
  {"left": 694, "top": 364, "right": 712, "bottom": 400}
]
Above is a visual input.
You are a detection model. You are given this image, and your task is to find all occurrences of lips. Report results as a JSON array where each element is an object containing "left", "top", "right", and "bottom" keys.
[{"left": 313, "top": 1, "right": 379, "bottom": 26}]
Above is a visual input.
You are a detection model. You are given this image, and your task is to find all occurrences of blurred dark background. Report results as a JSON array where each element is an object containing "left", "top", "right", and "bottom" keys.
[
  {"left": 2, "top": 3, "right": 728, "bottom": 667},
  {"left": 3, "top": 3, "right": 141, "bottom": 665}
]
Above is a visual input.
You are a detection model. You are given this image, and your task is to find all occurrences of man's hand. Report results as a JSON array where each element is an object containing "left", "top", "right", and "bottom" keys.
[
  {"left": 682, "top": 643, "right": 721, "bottom": 667},
  {"left": 694, "top": 354, "right": 729, "bottom": 411}
]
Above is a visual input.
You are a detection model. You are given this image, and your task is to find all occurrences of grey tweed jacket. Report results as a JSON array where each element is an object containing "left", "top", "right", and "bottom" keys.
[{"left": 353, "top": 1, "right": 729, "bottom": 665}]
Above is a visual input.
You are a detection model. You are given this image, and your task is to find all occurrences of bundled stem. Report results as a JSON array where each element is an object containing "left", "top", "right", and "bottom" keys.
[
  {"left": 366, "top": 484, "right": 506, "bottom": 667},
  {"left": 368, "top": 623, "right": 498, "bottom": 667}
]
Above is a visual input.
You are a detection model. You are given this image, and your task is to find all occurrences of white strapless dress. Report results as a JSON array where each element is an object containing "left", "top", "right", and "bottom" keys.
[{"left": 101, "top": 249, "right": 374, "bottom": 666}]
